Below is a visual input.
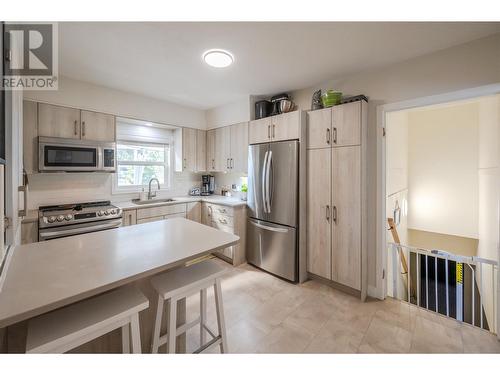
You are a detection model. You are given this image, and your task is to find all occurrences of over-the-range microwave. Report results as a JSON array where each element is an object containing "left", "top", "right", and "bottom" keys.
[{"left": 38, "top": 136, "right": 116, "bottom": 172}]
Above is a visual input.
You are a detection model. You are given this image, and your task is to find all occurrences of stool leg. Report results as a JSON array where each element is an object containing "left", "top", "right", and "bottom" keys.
[
  {"left": 151, "top": 295, "right": 164, "bottom": 354},
  {"left": 214, "top": 278, "right": 228, "bottom": 353},
  {"left": 122, "top": 323, "right": 131, "bottom": 353},
  {"left": 130, "top": 313, "right": 142, "bottom": 354},
  {"left": 167, "top": 297, "right": 177, "bottom": 354},
  {"left": 200, "top": 288, "right": 207, "bottom": 346}
]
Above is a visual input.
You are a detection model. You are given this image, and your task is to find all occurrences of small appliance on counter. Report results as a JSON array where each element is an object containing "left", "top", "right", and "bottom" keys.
[
  {"left": 201, "top": 175, "right": 215, "bottom": 196},
  {"left": 189, "top": 187, "right": 201, "bottom": 196}
]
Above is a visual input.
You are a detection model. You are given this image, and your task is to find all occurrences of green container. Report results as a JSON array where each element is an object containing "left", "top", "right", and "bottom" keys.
[{"left": 321, "top": 90, "right": 342, "bottom": 108}]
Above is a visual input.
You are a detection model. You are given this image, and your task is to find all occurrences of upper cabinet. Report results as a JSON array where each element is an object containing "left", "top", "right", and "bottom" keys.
[
  {"left": 249, "top": 111, "right": 301, "bottom": 144},
  {"left": 175, "top": 127, "right": 206, "bottom": 173},
  {"left": 229, "top": 122, "right": 248, "bottom": 173},
  {"left": 332, "top": 101, "right": 361, "bottom": 146},
  {"left": 195, "top": 129, "right": 207, "bottom": 172},
  {"left": 38, "top": 103, "right": 81, "bottom": 139},
  {"left": 307, "top": 101, "right": 361, "bottom": 149},
  {"left": 38, "top": 103, "right": 116, "bottom": 142},
  {"left": 206, "top": 122, "right": 248, "bottom": 173},
  {"left": 80, "top": 110, "right": 115, "bottom": 142}
]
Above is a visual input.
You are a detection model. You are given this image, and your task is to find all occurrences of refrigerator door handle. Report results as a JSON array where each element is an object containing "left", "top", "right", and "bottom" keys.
[
  {"left": 267, "top": 151, "right": 274, "bottom": 213},
  {"left": 261, "top": 150, "right": 269, "bottom": 213},
  {"left": 249, "top": 220, "right": 289, "bottom": 233},
  {"left": 265, "top": 150, "right": 272, "bottom": 214}
]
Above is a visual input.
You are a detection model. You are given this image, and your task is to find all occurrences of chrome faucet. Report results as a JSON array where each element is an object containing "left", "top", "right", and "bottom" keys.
[{"left": 148, "top": 178, "right": 160, "bottom": 200}]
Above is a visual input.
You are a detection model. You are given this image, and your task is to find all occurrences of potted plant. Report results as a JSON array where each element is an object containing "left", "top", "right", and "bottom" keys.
[{"left": 240, "top": 183, "right": 248, "bottom": 201}]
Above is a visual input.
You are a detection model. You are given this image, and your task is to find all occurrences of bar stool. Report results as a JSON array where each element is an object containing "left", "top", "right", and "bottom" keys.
[
  {"left": 26, "top": 285, "right": 149, "bottom": 353},
  {"left": 150, "top": 260, "right": 228, "bottom": 354}
]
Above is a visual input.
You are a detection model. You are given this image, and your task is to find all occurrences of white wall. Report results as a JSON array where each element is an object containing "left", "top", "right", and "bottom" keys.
[
  {"left": 291, "top": 32, "right": 500, "bottom": 294},
  {"left": 407, "top": 103, "right": 479, "bottom": 239},
  {"left": 386, "top": 111, "right": 409, "bottom": 197},
  {"left": 24, "top": 76, "right": 206, "bottom": 130},
  {"left": 476, "top": 95, "right": 499, "bottom": 330},
  {"left": 205, "top": 97, "right": 251, "bottom": 129}
]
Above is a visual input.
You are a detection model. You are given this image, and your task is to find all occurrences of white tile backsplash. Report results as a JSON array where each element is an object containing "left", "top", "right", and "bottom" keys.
[
  {"left": 27, "top": 172, "right": 202, "bottom": 209},
  {"left": 212, "top": 172, "right": 247, "bottom": 200}
]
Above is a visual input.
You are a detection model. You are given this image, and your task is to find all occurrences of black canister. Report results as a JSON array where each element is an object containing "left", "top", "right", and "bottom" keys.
[{"left": 255, "top": 100, "right": 271, "bottom": 119}]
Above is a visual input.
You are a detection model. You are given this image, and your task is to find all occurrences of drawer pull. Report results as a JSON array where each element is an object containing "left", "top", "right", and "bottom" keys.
[{"left": 218, "top": 218, "right": 228, "bottom": 224}]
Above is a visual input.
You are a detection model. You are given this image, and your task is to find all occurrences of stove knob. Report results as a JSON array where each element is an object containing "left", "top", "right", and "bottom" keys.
[
  {"left": 98, "top": 210, "right": 105, "bottom": 216},
  {"left": 110, "top": 209, "right": 116, "bottom": 215},
  {"left": 57, "top": 215, "right": 65, "bottom": 222},
  {"left": 65, "top": 214, "right": 73, "bottom": 221},
  {"left": 47, "top": 216, "right": 56, "bottom": 223},
  {"left": 104, "top": 210, "right": 110, "bottom": 216}
]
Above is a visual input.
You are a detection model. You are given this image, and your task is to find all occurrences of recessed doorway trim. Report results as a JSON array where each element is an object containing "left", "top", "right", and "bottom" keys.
[{"left": 375, "top": 83, "right": 500, "bottom": 301}]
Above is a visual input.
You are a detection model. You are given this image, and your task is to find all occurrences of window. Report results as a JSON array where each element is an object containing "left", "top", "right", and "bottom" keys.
[{"left": 115, "top": 141, "right": 171, "bottom": 191}]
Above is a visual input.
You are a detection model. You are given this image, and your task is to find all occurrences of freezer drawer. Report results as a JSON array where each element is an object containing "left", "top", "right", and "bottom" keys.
[{"left": 247, "top": 218, "right": 297, "bottom": 282}]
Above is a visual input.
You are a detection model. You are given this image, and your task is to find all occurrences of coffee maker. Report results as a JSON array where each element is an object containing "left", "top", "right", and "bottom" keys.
[{"left": 201, "top": 175, "right": 215, "bottom": 196}]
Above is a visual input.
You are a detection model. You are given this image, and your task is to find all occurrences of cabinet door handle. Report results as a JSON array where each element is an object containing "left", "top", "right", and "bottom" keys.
[
  {"left": 226, "top": 158, "right": 230, "bottom": 169},
  {"left": 333, "top": 127, "right": 337, "bottom": 144},
  {"left": 230, "top": 158, "right": 234, "bottom": 169},
  {"left": 82, "top": 121, "right": 86, "bottom": 137},
  {"left": 268, "top": 125, "right": 271, "bottom": 139},
  {"left": 326, "top": 205, "right": 330, "bottom": 221},
  {"left": 212, "top": 159, "right": 215, "bottom": 169},
  {"left": 332, "top": 206, "right": 337, "bottom": 223},
  {"left": 272, "top": 124, "right": 275, "bottom": 139},
  {"left": 326, "top": 128, "right": 331, "bottom": 144},
  {"left": 74, "top": 120, "right": 78, "bottom": 136},
  {"left": 218, "top": 218, "right": 227, "bottom": 224},
  {"left": 183, "top": 158, "right": 186, "bottom": 169}
]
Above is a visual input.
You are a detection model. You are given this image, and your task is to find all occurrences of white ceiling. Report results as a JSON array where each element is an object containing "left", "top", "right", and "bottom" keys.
[{"left": 59, "top": 22, "right": 500, "bottom": 110}]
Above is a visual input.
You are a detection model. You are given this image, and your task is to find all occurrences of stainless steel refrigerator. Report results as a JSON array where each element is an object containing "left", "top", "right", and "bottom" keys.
[{"left": 247, "top": 140, "right": 299, "bottom": 282}]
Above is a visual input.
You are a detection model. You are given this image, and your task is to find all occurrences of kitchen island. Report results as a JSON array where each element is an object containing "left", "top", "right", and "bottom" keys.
[{"left": 0, "top": 218, "right": 239, "bottom": 353}]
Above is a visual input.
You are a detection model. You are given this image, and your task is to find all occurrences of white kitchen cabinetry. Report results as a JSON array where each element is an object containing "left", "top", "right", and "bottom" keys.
[
  {"left": 206, "top": 122, "right": 248, "bottom": 173},
  {"left": 122, "top": 209, "right": 137, "bottom": 226},
  {"left": 201, "top": 202, "right": 246, "bottom": 266},
  {"left": 38, "top": 103, "right": 115, "bottom": 142},
  {"left": 307, "top": 101, "right": 362, "bottom": 149},
  {"left": 38, "top": 103, "right": 81, "bottom": 139},
  {"left": 306, "top": 100, "right": 367, "bottom": 296},
  {"left": 249, "top": 111, "right": 301, "bottom": 144},
  {"left": 229, "top": 122, "right": 248, "bottom": 173},
  {"left": 186, "top": 201, "right": 201, "bottom": 223},
  {"left": 23, "top": 100, "right": 38, "bottom": 174},
  {"left": 175, "top": 128, "right": 206, "bottom": 172},
  {"left": 196, "top": 129, "right": 207, "bottom": 172},
  {"left": 21, "top": 221, "right": 38, "bottom": 244},
  {"left": 80, "top": 110, "right": 116, "bottom": 142}
]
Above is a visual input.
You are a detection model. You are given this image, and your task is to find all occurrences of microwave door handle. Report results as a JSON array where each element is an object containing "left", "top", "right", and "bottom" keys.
[{"left": 261, "top": 151, "right": 268, "bottom": 213}]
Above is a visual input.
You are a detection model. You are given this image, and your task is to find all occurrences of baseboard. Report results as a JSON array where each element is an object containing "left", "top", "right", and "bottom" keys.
[
  {"left": 368, "top": 284, "right": 384, "bottom": 300},
  {"left": 307, "top": 272, "right": 361, "bottom": 299}
]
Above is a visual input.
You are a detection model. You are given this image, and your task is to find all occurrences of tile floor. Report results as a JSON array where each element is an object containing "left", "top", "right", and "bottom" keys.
[{"left": 184, "top": 260, "right": 500, "bottom": 354}]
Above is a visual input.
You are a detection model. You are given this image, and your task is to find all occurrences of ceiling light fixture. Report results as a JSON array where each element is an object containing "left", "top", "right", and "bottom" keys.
[{"left": 203, "top": 49, "right": 234, "bottom": 68}]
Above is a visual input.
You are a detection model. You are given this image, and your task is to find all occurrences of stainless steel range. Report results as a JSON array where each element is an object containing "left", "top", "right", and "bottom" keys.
[{"left": 38, "top": 201, "right": 122, "bottom": 241}]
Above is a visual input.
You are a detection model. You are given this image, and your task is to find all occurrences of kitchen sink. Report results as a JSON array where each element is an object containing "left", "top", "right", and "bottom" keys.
[{"left": 131, "top": 198, "right": 176, "bottom": 205}]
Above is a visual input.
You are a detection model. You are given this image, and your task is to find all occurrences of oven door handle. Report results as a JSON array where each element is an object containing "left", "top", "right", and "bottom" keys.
[{"left": 39, "top": 219, "right": 122, "bottom": 240}]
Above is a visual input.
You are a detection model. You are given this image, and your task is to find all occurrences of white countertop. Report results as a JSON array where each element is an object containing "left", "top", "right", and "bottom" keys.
[
  {"left": 114, "top": 195, "right": 247, "bottom": 210},
  {"left": 0, "top": 218, "right": 239, "bottom": 328}
]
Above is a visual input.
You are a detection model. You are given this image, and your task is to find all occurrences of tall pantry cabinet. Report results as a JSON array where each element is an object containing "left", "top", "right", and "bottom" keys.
[{"left": 306, "top": 100, "right": 367, "bottom": 298}]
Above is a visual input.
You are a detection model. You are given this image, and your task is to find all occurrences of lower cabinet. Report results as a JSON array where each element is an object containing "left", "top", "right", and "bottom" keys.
[
  {"left": 122, "top": 203, "right": 187, "bottom": 226},
  {"left": 201, "top": 202, "right": 246, "bottom": 266},
  {"left": 306, "top": 146, "right": 362, "bottom": 291},
  {"left": 186, "top": 202, "right": 201, "bottom": 223},
  {"left": 21, "top": 221, "right": 39, "bottom": 244},
  {"left": 122, "top": 209, "right": 137, "bottom": 226}
]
